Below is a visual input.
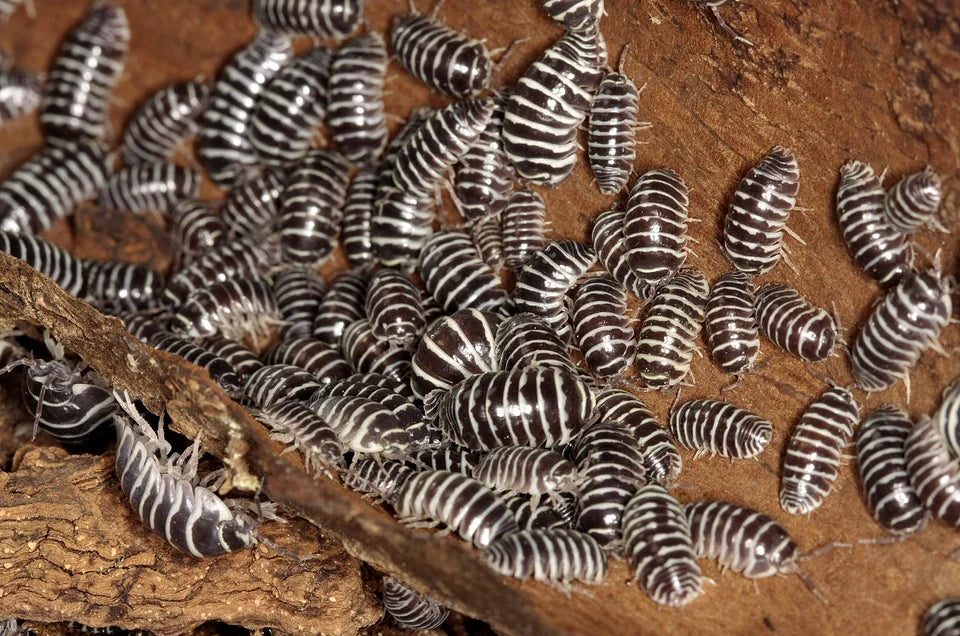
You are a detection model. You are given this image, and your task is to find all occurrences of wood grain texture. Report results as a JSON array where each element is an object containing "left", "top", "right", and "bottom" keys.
[{"left": 0, "top": 0, "right": 957, "bottom": 634}]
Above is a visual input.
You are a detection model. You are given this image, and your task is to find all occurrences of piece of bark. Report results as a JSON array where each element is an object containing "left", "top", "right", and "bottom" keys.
[{"left": 0, "top": 445, "right": 381, "bottom": 636}]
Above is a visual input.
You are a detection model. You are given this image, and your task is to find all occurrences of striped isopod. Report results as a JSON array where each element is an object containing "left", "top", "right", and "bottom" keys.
[
  {"left": 572, "top": 275, "right": 636, "bottom": 378},
  {"left": 252, "top": 0, "right": 363, "bottom": 39},
  {"left": 366, "top": 269, "right": 426, "bottom": 348},
  {"left": 98, "top": 162, "right": 201, "bottom": 215},
  {"left": 21, "top": 359, "right": 116, "bottom": 447},
  {"left": 884, "top": 168, "right": 945, "bottom": 234},
  {"left": 245, "top": 363, "right": 322, "bottom": 408},
  {"left": 572, "top": 421, "right": 647, "bottom": 545},
  {"left": 113, "top": 413, "right": 257, "bottom": 557},
  {"left": 512, "top": 240, "right": 598, "bottom": 343},
  {"left": 669, "top": 399, "right": 773, "bottom": 459},
  {"left": 484, "top": 528, "right": 608, "bottom": 585},
  {"left": 754, "top": 283, "right": 837, "bottom": 363},
  {"left": 0, "top": 232, "right": 86, "bottom": 296},
  {"left": 197, "top": 33, "right": 293, "bottom": 188},
  {"left": 502, "top": 188, "right": 546, "bottom": 271},
  {"left": 273, "top": 267, "right": 325, "bottom": 340},
  {"left": 502, "top": 20, "right": 604, "bottom": 186},
  {"left": 162, "top": 237, "right": 270, "bottom": 308},
  {"left": 623, "top": 169, "right": 690, "bottom": 288},
  {"left": 0, "top": 69, "right": 42, "bottom": 123},
  {"left": 249, "top": 47, "right": 331, "bottom": 167},
  {"left": 391, "top": 5, "right": 493, "bottom": 98},
  {"left": 393, "top": 98, "right": 495, "bottom": 198},
  {"left": 905, "top": 416, "right": 960, "bottom": 528},
  {"left": 453, "top": 94, "right": 513, "bottom": 223},
  {"left": 150, "top": 334, "right": 243, "bottom": 396},
  {"left": 685, "top": 501, "right": 799, "bottom": 578},
  {"left": 342, "top": 165, "right": 378, "bottom": 270},
  {"left": 923, "top": 599, "right": 960, "bottom": 636},
  {"left": 390, "top": 469, "right": 519, "bottom": 548},
  {"left": 470, "top": 214, "right": 504, "bottom": 268},
  {"left": 622, "top": 484, "right": 702, "bottom": 607},
  {"left": 856, "top": 405, "right": 928, "bottom": 535},
  {"left": 851, "top": 268, "right": 952, "bottom": 394},
  {"left": 419, "top": 231, "right": 508, "bottom": 313},
  {"left": 935, "top": 379, "right": 960, "bottom": 460},
  {"left": 278, "top": 149, "right": 351, "bottom": 265},
  {"left": 83, "top": 259, "right": 164, "bottom": 312},
  {"left": 41, "top": 3, "right": 129, "bottom": 146},
  {"left": 591, "top": 206, "right": 646, "bottom": 298},
  {"left": 263, "top": 338, "right": 352, "bottom": 384},
  {"left": 311, "top": 395, "right": 410, "bottom": 456},
  {"left": 722, "top": 146, "right": 800, "bottom": 275},
  {"left": 222, "top": 169, "right": 284, "bottom": 240},
  {"left": 327, "top": 32, "right": 388, "bottom": 163},
  {"left": 313, "top": 379, "right": 426, "bottom": 442},
  {"left": 410, "top": 449, "right": 483, "bottom": 475},
  {"left": 198, "top": 337, "right": 263, "bottom": 381},
  {"left": 0, "top": 139, "right": 108, "bottom": 235},
  {"left": 371, "top": 187, "right": 435, "bottom": 271},
  {"left": 704, "top": 270, "right": 760, "bottom": 376},
  {"left": 635, "top": 268, "right": 709, "bottom": 389},
  {"left": 419, "top": 287, "right": 444, "bottom": 325},
  {"left": 118, "top": 308, "right": 171, "bottom": 342},
  {"left": 122, "top": 80, "right": 211, "bottom": 165},
  {"left": 540, "top": 0, "right": 604, "bottom": 28},
  {"left": 588, "top": 55, "right": 643, "bottom": 195},
  {"left": 171, "top": 277, "right": 281, "bottom": 340},
  {"left": 595, "top": 389, "right": 682, "bottom": 484},
  {"left": 425, "top": 367, "right": 595, "bottom": 451},
  {"left": 382, "top": 577, "right": 450, "bottom": 630},
  {"left": 495, "top": 312, "right": 576, "bottom": 372},
  {"left": 343, "top": 458, "right": 414, "bottom": 499},
  {"left": 254, "top": 399, "right": 344, "bottom": 473},
  {"left": 377, "top": 108, "right": 432, "bottom": 199},
  {"left": 312, "top": 272, "right": 368, "bottom": 346},
  {"left": 780, "top": 386, "right": 860, "bottom": 515},
  {"left": 473, "top": 446, "right": 579, "bottom": 498},
  {"left": 836, "top": 160, "right": 914, "bottom": 287},
  {"left": 502, "top": 492, "right": 574, "bottom": 531},
  {"left": 169, "top": 200, "right": 226, "bottom": 268},
  {"left": 341, "top": 319, "right": 412, "bottom": 381},
  {"left": 410, "top": 308, "right": 502, "bottom": 399}
]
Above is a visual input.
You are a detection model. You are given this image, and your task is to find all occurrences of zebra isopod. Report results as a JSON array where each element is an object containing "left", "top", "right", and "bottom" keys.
[
  {"left": 669, "top": 399, "right": 772, "bottom": 459},
  {"left": 591, "top": 206, "right": 646, "bottom": 298},
  {"left": 252, "top": 0, "right": 364, "bottom": 40},
  {"left": 856, "top": 405, "right": 928, "bottom": 535},
  {"left": 340, "top": 319, "right": 412, "bottom": 382},
  {"left": 327, "top": 32, "right": 388, "bottom": 163},
  {"left": 273, "top": 267, "right": 326, "bottom": 340},
  {"left": 594, "top": 389, "right": 683, "bottom": 484},
  {"left": 622, "top": 484, "right": 702, "bottom": 607},
  {"left": 495, "top": 312, "right": 576, "bottom": 373},
  {"left": 365, "top": 268, "right": 426, "bottom": 349},
  {"left": 410, "top": 308, "right": 502, "bottom": 400},
  {"left": 254, "top": 399, "right": 344, "bottom": 473},
  {"left": 472, "top": 445, "right": 579, "bottom": 498},
  {"left": 923, "top": 598, "right": 960, "bottom": 636},
  {"left": 221, "top": 168, "right": 284, "bottom": 240},
  {"left": 484, "top": 528, "right": 608, "bottom": 585},
  {"left": 419, "top": 231, "right": 508, "bottom": 314},
  {"left": 381, "top": 577, "right": 450, "bottom": 630},
  {"left": 342, "top": 165, "right": 378, "bottom": 270},
  {"left": 779, "top": 386, "right": 860, "bottom": 515},
  {"left": 453, "top": 94, "right": 513, "bottom": 224},
  {"left": 312, "top": 272, "right": 369, "bottom": 346},
  {"left": 836, "top": 160, "right": 914, "bottom": 287},
  {"left": 704, "top": 270, "right": 760, "bottom": 376},
  {"left": 83, "top": 259, "right": 164, "bottom": 312},
  {"left": 0, "top": 232, "right": 86, "bottom": 297},
  {"left": 122, "top": 80, "right": 211, "bottom": 165},
  {"left": 588, "top": 55, "right": 643, "bottom": 195},
  {"left": 245, "top": 363, "right": 323, "bottom": 408},
  {"left": 884, "top": 167, "right": 945, "bottom": 234},
  {"left": 390, "top": 469, "right": 519, "bottom": 549},
  {"left": 905, "top": 416, "right": 960, "bottom": 528},
  {"left": 502, "top": 188, "right": 546, "bottom": 271},
  {"left": 262, "top": 337, "right": 352, "bottom": 385},
  {"left": 623, "top": 168, "right": 690, "bottom": 289},
  {"left": 150, "top": 334, "right": 244, "bottom": 396},
  {"left": 98, "top": 162, "right": 201, "bottom": 215},
  {"left": 572, "top": 274, "right": 636, "bottom": 378},
  {"left": 162, "top": 237, "right": 270, "bottom": 308},
  {"left": 754, "top": 282, "right": 837, "bottom": 363},
  {"left": 171, "top": 277, "right": 280, "bottom": 340}
]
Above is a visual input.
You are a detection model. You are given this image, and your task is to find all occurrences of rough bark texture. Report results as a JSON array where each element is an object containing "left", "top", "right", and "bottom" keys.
[
  {"left": 0, "top": 1, "right": 959, "bottom": 635},
  {"left": 0, "top": 445, "right": 381, "bottom": 636}
]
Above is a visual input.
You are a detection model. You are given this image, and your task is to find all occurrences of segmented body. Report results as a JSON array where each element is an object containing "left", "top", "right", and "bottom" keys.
[
  {"left": 512, "top": 240, "right": 598, "bottom": 343},
  {"left": 704, "top": 270, "right": 759, "bottom": 375},
  {"left": 836, "top": 160, "right": 913, "bottom": 287},
  {"left": 83, "top": 259, "right": 164, "bottom": 312},
  {"left": 472, "top": 446, "right": 578, "bottom": 497},
  {"left": 722, "top": 146, "right": 800, "bottom": 275},
  {"left": 495, "top": 312, "right": 575, "bottom": 372},
  {"left": 340, "top": 319, "right": 412, "bottom": 381},
  {"left": 122, "top": 80, "right": 210, "bottom": 164},
  {"left": 905, "top": 417, "right": 960, "bottom": 528},
  {"left": 634, "top": 268, "right": 709, "bottom": 389},
  {"left": 312, "top": 272, "right": 368, "bottom": 346},
  {"left": 779, "top": 386, "right": 860, "bottom": 515},
  {"left": 851, "top": 269, "right": 952, "bottom": 393},
  {"left": 595, "top": 389, "right": 682, "bottom": 484},
  {"left": 485, "top": 528, "right": 607, "bottom": 584},
  {"left": 572, "top": 275, "right": 635, "bottom": 378},
  {"left": 273, "top": 267, "right": 325, "bottom": 339},
  {"left": 419, "top": 231, "right": 508, "bottom": 314},
  {"left": 884, "top": 168, "right": 944, "bottom": 234},
  {"left": 381, "top": 577, "right": 450, "bottom": 630},
  {"left": 365, "top": 269, "right": 425, "bottom": 348},
  {"left": 622, "top": 484, "right": 702, "bottom": 607},
  {"left": 391, "top": 469, "right": 519, "bottom": 548},
  {"left": 171, "top": 277, "right": 280, "bottom": 340},
  {"left": 502, "top": 188, "right": 546, "bottom": 271},
  {"left": 252, "top": 0, "right": 364, "bottom": 39},
  {"left": 588, "top": 65, "right": 642, "bottom": 195},
  {"left": 591, "top": 207, "right": 645, "bottom": 297},
  {"left": 754, "top": 283, "right": 837, "bottom": 363},
  {"left": 669, "top": 399, "right": 772, "bottom": 459},
  {"left": 327, "top": 32, "right": 388, "bottom": 162},
  {"left": 410, "top": 308, "right": 502, "bottom": 399},
  {"left": 0, "top": 232, "right": 86, "bottom": 296},
  {"left": 856, "top": 405, "right": 928, "bottom": 535},
  {"left": 151, "top": 334, "right": 243, "bottom": 395},
  {"left": 263, "top": 338, "right": 352, "bottom": 384},
  {"left": 98, "top": 162, "right": 201, "bottom": 215}
]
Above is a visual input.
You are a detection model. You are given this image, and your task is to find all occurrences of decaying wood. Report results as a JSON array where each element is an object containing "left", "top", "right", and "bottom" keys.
[
  {"left": 0, "top": 0, "right": 959, "bottom": 634},
  {"left": 0, "top": 445, "right": 381, "bottom": 636}
]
